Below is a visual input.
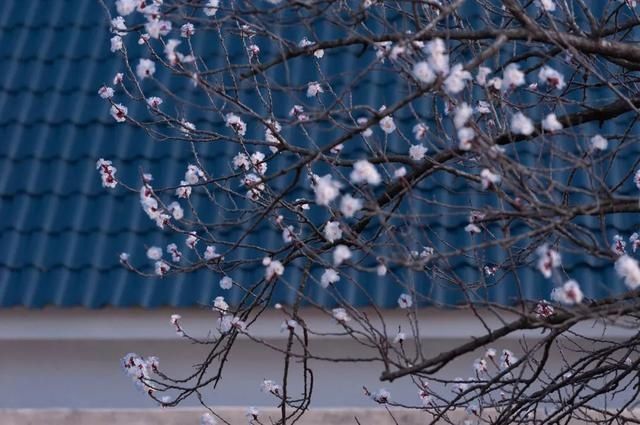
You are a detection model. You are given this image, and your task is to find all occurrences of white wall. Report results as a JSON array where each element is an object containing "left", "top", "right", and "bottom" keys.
[{"left": 0, "top": 308, "right": 635, "bottom": 409}]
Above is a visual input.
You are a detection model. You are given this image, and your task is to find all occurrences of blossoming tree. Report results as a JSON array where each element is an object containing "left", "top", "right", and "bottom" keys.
[{"left": 99, "top": 0, "right": 640, "bottom": 423}]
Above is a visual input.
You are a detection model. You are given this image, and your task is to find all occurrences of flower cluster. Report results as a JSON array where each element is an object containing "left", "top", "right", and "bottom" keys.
[
  {"left": 96, "top": 159, "right": 118, "bottom": 188},
  {"left": 121, "top": 352, "right": 159, "bottom": 394}
]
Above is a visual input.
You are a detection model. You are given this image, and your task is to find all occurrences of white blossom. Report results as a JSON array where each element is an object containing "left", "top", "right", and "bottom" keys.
[
  {"left": 265, "top": 120, "right": 282, "bottom": 152},
  {"left": 261, "top": 379, "right": 280, "bottom": 395},
  {"left": 465, "top": 223, "right": 481, "bottom": 234},
  {"left": 111, "top": 16, "right": 127, "bottom": 36},
  {"left": 631, "top": 233, "right": 640, "bottom": 252},
  {"left": 357, "top": 117, "right": 373, "bottom": 137},
  {"left": 412, "top": 123, "right": 428, "bottom": 140},
  {"left": 243, "top": 173, "right": 265, "bottom": 200},
  {"left": 138, "top": 33, "right": 150, "bottom": 45},
  {"left": 536, "top": 244, "right": 561, "bottom": 278},
  {"left": 232, "top": 152, "right": 251, "bottom": 170},
  {"left": 263, "top": 257, "right": 284, "bottom": 280},
  {"left": 590, "top": 134, "right": 608, "bottom": 151},
  {"left": 332, "top": 308, "right": 351, "bottom": 322},
  {"left": 350, "top": 160, "right": 381, "bottom": 185},
  {"left": 500, "top": 349, "right": 518, "bottom": 368},
  {"left": 96, "top": 158, "right": 118, "bottom": 188},
  {"left": 487, "top": 77, "right": 502, "bottom": 91},
  {"left": 147, "top": 96, "right": 163, "bottom": 108},
  {"left": 200, "top": 413, "right": 217, "bottom": 425},
  {"left": 145, "top": 19, "right": 171, "bottom": 39},
  {"left": 179, "top": 119, "right": 196, "bottom": 135},
  {"left": 166, "top": 243, "right": 182, "bottom": 262},
  {"left": 377, "top": 264, "right": 387, "bottom": 276},
  {"left": 113, "top": 73, "right": 124, "bottom": 85},
  {"left": 271, "top": 221, "right": 290, "bottom": 242},
  {"left": 473, "top": 358, "right": 488, "bottom": 374},
  {"left": 249, "top": 151, "right": 267, "bottom": 175},
  {"left": 280, "top": 319, "right": 298, "bottom": 333},
  {"left": 155, "top": 260, "right": 170, "bottom": 276},
  {"left": 170, "top": 314, "right": 181, "bottom": 327},
  {"left": 333, "top": 245, "right": 352, "bottom": 266},
  {"left": 167, "top": 201, "right": 183, "bottom": 220},
  {"left": 324, "top": 221, "right": 342, "bottom": 243},
  {"left": 181, "top": 23, "right": 195, "bottom": 38},
  {"left": 476, "top": 100, "right": 491, "bottom": 114},
  {"left": 457, "top": 127, "right": 475, "bottom": 150},
  {"left": 306, "top": 81, "right": 323, "bottom": 97},
  {"left": 121, "top": 353, "right": 159, "bottom": 393},
  {"left": 542, "top": 113, "right": 563, "bottom": 132},
  {"left": 116, "top": 0, "right": 137, "bottom": 16},
  {"left": 612, "top": 234, "right": 627, "bottom": 256},
  {"left": 371, "top": 388, "right": 391, "bottom": 403},
  {"left": 476, "top": 66, "right": 491, "bottom": 86},
  {"left": 213, "top": 296, "right": 228, "bottom": 313},
  {"left": 480, "top": 169, "right": 501, "bottom": 190},
  {"left": 538, "top": 66, "right": 565, "bottom": 90},
  {"left": 225, "top": 113, "right": 247, "bottom": 136},
  {"left": 186, "top": 232, "right": 198, "bottom": 249},
  {"left": 219, "top": 276, "right": 233, "bottom": 290},
  {"left": 98, "top": 86, "right": 114, "bottom": 99},
  {"left": 176, "top": 181, "right": 192, "bottom": 198},
  {"left": 217, "top": 315, "right": 233, "bottom": 333},
  {"left": 340, "top": 194, "right": 363, "bottom": 218},
  {"left": 204, "top": 0, "right": 220, "bottom": 16},
  {"left": 419, "top": 388, "right": 432, "bottom": 406},
  {"left": 320, "top": 268, "right": 340, "bottom": 288},
  {"left": 167, "top": 40, "right": 195, "bottom": 64},
  {"left": 537, "top": 0, "right": 556, "bottom": 11},
  {"left": 444, "top": 64, "right": 472, "bottom": 94},
  {"left": 110, "top": 103, "right": 128, "bottom": 122},
  {"left": 110, "top": 35, "right": 123, "bottom": 53},
  {"left": 298, "top": 37, "right": 323, "bottom": 59},
  {"left": 551, "top": 280, "right": 584, "bottom": 305},
  {"left": 231, "top": 316, "right": 246, "bottom": 331},
  {"left": 510, "top": 112, "right": 534, "bottom": 135},
  {"left": 635, "top": 169, "right": 640, "bottom": 189},
  {"left": 248, "top": 44, "right": 260, "bottom": 58},
  {"left": 426, "top": 38, "right": 449, "bottom": 75},
  {"left": 204, "top": 245, "right": 221, "bottom": 261},
  {"left": 394, "top": 167, "right": 407, "bottom": 178},
  {"left": 453, "top": 102, "right": 473, "bottom": 129},
  {"left": 289, "top": 104, "right": 308, "bottom": 121},
  {"left": 534, "top": 300, "right": 555, "bottom": 318},
  {"left": 246, "top": 407, "right": 259, "bottom": 420},
  {"left": 313, "top": 174, "right": 342, "bottom": 206},
  {"left": 146, "top": 246, "right": 162, "bottom": 261},
  {"left": 412, "top": 61, "right": 436, "bottom": 84},
  {"left": 615, "top": 255, "right": 640, "bottom": 290},
  {"left": 184, "top": 167, "right": 201, "bottom": 186},
  {"left": 503, "top": 63, "right": 526, "bottom": 90},
  {"left": 409, "top": 144, "right": 428, "bottom": 161},
  {"left": 397, "top": 293, "right": 413, "bottom": 309},
  {"left": 379, "top": 115, "right": 396, "bottom": 134}
]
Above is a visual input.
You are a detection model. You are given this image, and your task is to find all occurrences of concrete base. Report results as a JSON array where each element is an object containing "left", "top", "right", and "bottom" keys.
[
  {"left": 0, "top": 407, "right": 452, "bottom": 425},
  {"left": 1, "top": 408, "right": 637, "bottom": 424}
]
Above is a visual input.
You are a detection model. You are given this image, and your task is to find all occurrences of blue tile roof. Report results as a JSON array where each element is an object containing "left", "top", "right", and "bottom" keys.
[{"left": 0, "top": 0, "right": 636, "bottom": 308}]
